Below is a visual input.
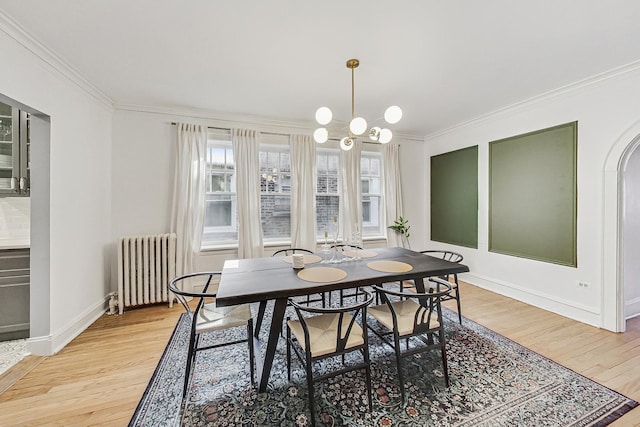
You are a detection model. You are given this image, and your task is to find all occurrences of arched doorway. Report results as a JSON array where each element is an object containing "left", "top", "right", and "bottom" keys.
[{"left": 603, "top": 120, "right": 640, "bottom": 332}]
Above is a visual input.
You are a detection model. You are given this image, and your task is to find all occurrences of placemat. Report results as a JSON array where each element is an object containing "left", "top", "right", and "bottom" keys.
[
  {"left": 342, "top": 249, "right": 378, "bottom": 258},
  {"left": 367, "top": 260, "right": 413, "bottom": 273},
  {"left": 281, "top": 254, "right": 322, "bottom": 264},
  {"left": 297, "top": 267, "right": 347, "bottom": 283}
]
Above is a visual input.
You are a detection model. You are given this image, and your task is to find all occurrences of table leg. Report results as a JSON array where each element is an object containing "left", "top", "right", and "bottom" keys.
[{"left": 257, "top": 297, "right": 287, "bottom": 393}]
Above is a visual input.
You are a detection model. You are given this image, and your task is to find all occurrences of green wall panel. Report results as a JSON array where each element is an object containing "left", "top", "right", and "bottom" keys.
[
  {"left": 430, "top": 145, "right": 478, "bottom": 248},
  {"left": 489, "top": 122, "right": 577, "bottom": 266}
]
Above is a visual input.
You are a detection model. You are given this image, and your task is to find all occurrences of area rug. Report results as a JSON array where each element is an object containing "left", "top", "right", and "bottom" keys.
[{"left": 129, "top": 301, "right": 638, "bottom": 426}]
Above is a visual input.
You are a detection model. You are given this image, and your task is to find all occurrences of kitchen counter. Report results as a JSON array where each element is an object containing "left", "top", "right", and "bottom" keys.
[{"left": 0, "top": 239, "right": 30, "bottom": 250}]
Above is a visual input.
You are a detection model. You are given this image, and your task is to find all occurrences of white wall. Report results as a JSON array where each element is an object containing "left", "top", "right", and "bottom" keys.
[
  {"left": 0, "top": 19, "right": 113, "bottom": 354},
  {"left": 423, "top": 65, "right": 640, "bottom": 329},
  {"left": 623, "top": 142, "right": 640, "bottom": 319}
]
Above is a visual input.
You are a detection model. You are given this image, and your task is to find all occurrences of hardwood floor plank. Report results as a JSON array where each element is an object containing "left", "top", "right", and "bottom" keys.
[{"left": 0, "top": 284, "right": 638, "bottom": 426}]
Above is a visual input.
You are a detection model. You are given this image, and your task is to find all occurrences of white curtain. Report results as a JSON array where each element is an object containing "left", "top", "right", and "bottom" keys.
[
  {"left": 290, "top": 134, "right": 317, "bottom": 250},
  {"left": 170, "top": 123, "right": 207, "bottom": 279},
  {"left": 383, "top": 142, "right": 405, "bottom": 247},
  {"left": 232, "top": 129, "right": 264, "bottom": 258},
  {"left": 339, "top": 139, "right": 363, "bottom": 243}
]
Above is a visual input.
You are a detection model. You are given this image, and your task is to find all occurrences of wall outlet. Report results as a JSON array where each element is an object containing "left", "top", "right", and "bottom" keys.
[{"left": 577, "top": 281, "right": 590, "bottom": 289}]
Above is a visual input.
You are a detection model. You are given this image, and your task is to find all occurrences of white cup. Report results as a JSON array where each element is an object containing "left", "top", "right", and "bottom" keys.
[{"left": 292, "top": 253, "right": 305, "bottom": 269}]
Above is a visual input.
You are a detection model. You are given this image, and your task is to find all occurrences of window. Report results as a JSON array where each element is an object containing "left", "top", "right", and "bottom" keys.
[
  {"left": 315, "top": 148, "right": 340, "bottom": 239},
  {"left": 202, "top": 130, "right": 387, "bottom": 248},
  {"left": 361, "top": 152, "right": 383, "bottom": 237},
  {"left": 260, "top": 142, "right": 291, "bottom": 241},
  {"left": 203, "top": 132, "right": 237, "bottom": 246}
]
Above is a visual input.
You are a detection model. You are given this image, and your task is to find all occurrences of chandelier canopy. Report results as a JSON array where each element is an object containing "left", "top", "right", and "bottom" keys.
[{"left": 313, "top": 58, "right": 402, "bottom": 151}]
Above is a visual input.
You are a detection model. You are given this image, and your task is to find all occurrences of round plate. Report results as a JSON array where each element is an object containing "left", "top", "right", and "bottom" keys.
[
  {"left": 366, "top": 260, "right": 413, "bottom": 273},
  {"left": 297, "top": 267, "right": 347, "bottom": 283}
]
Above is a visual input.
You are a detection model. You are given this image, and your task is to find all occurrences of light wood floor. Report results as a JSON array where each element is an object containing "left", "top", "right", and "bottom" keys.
[{"left": 0, "top": 282, "right": 639, "bottom": 426}]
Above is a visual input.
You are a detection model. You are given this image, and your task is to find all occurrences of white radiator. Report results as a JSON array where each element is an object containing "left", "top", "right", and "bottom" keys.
[{"left": 117, "top": 233, "right": 177, "bottom": 314}]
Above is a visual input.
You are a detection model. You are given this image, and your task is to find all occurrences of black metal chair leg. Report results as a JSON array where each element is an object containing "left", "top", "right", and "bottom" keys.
[
  {"left": 306, "top": 363, "right": 317, "bottom": 427},
  {"left": 247, "top": 319, "right": 255, "bottom": 385}
]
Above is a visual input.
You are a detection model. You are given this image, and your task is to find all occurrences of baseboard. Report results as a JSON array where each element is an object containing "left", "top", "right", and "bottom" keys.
[
  {"left": 461, "top": 272, "right": 602, "bottom": 328},
  {"left": 625, "top": 297, "right": 640, "bottom": 320},
  {"left": 27, "top": 297, "right": 107, "bottom": 356}
]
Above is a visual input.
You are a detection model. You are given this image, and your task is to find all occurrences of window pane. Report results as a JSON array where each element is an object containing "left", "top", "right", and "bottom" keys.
[
  {"left": 328, "top": 176, "right": 338, "bottom": 193},
  {"left": 361, "top": 157, "right": 370, "bottom": 174},
  {"left": 369, "top": 177, "right": 380, "bottom": 194},
  {"left": 316, "top": 195, "right": 339, "bottom": 237},
  {"left": 280, "top": 152, "right": 291, "bottom": 173},
  {"left": 361, "top": 179, "right": 370, "bottom": 194},
  {"left": 327, "top": 155, "right": 338, "bottom": 173},
  {"left": 317, "top": 176, "right": 328, "bottom": 194},
  {"left": 370, "top": 157, "right": 381, "bottom": 175},
  {"left": 209, "top": 172, "right": 226, "bottom": 192},
  {"left": 203, "top": 194, "right": 238, "bottom": 243},
  {"left": 261, "top": 194, "right": 291, "bottom": 239},
  {"left": 226, "top": 149, "right": 234, "bottom": 169},
  {"left": 205, "top": 198, "right": 231, "bottom": 227},
  {"left": 317, "top": 154, "right": 327, "bottom": 174},
  {"left": 209, "top": 147, "right": 226, "bottom": 168}
]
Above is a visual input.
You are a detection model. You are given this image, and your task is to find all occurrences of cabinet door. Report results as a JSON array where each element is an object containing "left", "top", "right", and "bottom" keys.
[
  {"left": 0, "top": 101, "right": 29, "bottom": 195},
  {"left": 0, "top": 101, "right": 18, "bottom": 192}
]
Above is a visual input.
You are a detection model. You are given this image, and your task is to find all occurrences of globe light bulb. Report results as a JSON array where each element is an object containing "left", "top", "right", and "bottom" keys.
[
  {"left": 315, "top": 107, "right": 332, "bottom": 125},
  {"left": 379, "top": 128, "right": 393, "bottom": 144},
  {"left": 313, "top": 127, "right": 328, "bottom": 143},
  {"left": 369, "top": 126, "right": 381, "bottom": 141},
  {"left": 340, "top": 136, "right": 354, "bottom": 151},
  {"left": 349, "top": 117, "right": 368, "bottom": 136},
  {"left": 384, "top": 106, "right": 402, "bottom": 124}
]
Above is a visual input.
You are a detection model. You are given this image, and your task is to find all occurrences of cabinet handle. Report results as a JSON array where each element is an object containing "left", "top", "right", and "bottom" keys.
[
  {"left": 10, "top": 177, "right": 18, "bottom": 190},
  {"left": 19, "top": 177, "right": 27, "bottom": 191}
]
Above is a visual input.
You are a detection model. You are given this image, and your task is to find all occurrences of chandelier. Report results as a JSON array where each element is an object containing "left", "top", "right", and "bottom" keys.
[{"left": 313, "top": 58, "right": 402, "bottom": 151}]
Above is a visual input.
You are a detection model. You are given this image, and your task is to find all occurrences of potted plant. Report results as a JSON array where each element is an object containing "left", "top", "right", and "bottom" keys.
[{"left": 388, "top": 216, "right": 411, "bottom": 249}]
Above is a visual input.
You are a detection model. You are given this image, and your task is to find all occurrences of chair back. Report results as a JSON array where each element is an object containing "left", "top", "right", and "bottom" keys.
[
  {"left": 372, "top": 278, "right": 451, "bottom": 335},
  {"left": 272, "top": 248, "right": 314, "bottom": 256},
  {"left": 420, "top": 250, "right": 463, "bottom": 263},
  {"left": 168, "top": 271, "right": 220, "bottom": 314},
  {"left": 289, "top": 290, "right": 373, "bottom": 355}
]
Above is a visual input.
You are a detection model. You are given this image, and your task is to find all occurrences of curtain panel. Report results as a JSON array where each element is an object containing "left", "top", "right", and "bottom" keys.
[
  {"left": 383, "top": 142, "right": 404, "bottom": 247},
  {"left": 170, "top": 123, "right": 207, "bottom": 280},
  {"left": 339, "top": 139, "right": 363, "bottom": 243},
  {"left": 232, "top": 129, "right": 264, "bottom": 258},
  {"left": 290, "top": 134, "right": 317, "bottom": 251}
]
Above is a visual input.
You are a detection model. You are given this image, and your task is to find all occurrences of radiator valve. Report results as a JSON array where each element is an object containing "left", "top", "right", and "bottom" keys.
[{"left": 107, "top": 292, "right": 118, "bottom": 315}]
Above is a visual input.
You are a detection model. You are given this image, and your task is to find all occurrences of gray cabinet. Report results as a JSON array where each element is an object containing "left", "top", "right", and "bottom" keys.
[
  {"left": 0, "top": 248, "right": 30, "bottom": 341},
  {"left": 0, "top": 101, "right": 30, "bottom": 196}
]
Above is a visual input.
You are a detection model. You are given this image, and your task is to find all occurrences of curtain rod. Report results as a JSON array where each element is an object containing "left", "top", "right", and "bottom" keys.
[
  {"left": 170, "top": 122, "right": 386, "bottom": 144},
  {"left": 170, "top": 122, "right": 287, "bottom": 137}
]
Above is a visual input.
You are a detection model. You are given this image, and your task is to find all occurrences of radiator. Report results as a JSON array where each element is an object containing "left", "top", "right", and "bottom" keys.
[{"left": 117, "top": 233, "right": 177, "bottom": 314}]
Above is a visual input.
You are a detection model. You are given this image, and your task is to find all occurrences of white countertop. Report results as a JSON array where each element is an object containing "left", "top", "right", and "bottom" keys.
[{"left": 0, "top": 238, "right": 30, "bottom": 249}]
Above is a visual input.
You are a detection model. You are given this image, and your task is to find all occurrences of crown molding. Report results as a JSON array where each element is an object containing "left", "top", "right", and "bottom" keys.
[
  {"left": 0, "top": 10, "right": 113, "bottom": 110},
  {"left": 425, "top": 59, "right": 640, "bottom": 142},
  {"left": 115, "top": 102, "right": 425, "bottom": 142}
]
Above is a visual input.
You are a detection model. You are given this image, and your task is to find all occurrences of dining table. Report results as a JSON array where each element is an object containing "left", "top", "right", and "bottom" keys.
[{"left": 215, "top": 246, "right": 469, "bottom": 392}]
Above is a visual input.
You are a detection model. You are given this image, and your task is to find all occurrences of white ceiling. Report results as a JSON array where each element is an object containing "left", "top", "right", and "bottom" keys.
[{"left": 1, "top": 0, "right": 640, "bottom": 138}]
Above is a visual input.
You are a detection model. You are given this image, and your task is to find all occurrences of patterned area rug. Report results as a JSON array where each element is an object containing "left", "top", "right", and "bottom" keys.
[{"left": 130, "top": 301, "right": 638, "bottom": 426}]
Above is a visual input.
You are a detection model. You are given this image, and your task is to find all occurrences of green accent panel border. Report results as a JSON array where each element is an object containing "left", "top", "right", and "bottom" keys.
[
  {"left": 430, "top": 145, "right": 478, "bottom": 248},
  {"left": 489, "top": 122, "right": 577, "bottom": 267}
]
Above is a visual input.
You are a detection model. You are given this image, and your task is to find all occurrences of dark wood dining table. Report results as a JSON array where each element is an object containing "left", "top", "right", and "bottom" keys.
[{"left": 215, "top": 246, "right": 469, "bottom": 392}]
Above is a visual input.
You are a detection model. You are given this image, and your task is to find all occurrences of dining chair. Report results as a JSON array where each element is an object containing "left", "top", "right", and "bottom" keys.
[
  {"left": 419, "top": 250, "right": 464, "bottom": 324},
  {"left": 369, "top": 278, "right": 452, "bottom": 404},
  {"left": 329, "top": 243, "right": 365, "bottom": 305},
  {"left": 286, "top": 290, "right": 374, "bottom": 426},
  {"left": 169, "top": 271, "right": 255, "bottom": 413}
]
